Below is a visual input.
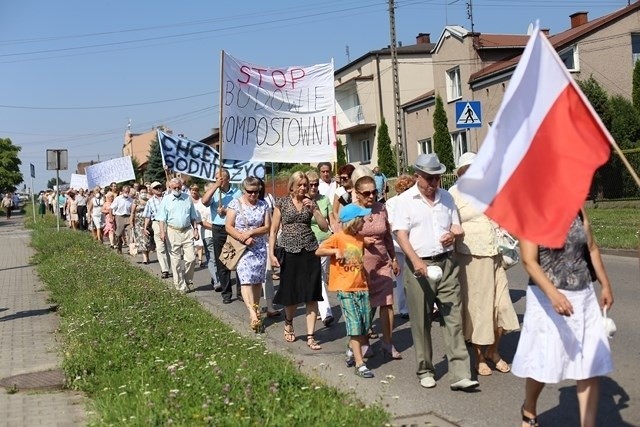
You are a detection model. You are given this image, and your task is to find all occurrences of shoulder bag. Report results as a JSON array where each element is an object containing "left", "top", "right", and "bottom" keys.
[
  {"left": 219, "top": 202, "right": 247, "bottom": 271},
  {"left": 494, "top": 226, "right": 520, "bottom": 270}
]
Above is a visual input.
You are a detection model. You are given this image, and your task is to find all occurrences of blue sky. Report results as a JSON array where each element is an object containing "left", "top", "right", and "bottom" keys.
[{"left": 0, "top": 0, "right": 629, "bottom": 190}]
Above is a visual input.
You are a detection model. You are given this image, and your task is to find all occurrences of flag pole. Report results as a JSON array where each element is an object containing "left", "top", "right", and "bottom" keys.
[
  {"left": 217, "top": 50, "right": 226, "bottom": 209},
  {"left": 611, "top": 144, "right": 640, "bottom": 189}
]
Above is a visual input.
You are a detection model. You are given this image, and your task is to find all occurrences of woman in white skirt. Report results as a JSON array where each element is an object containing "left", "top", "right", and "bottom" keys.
[{"left": 513, "top": 208, "right": 614, "bottom": 427}]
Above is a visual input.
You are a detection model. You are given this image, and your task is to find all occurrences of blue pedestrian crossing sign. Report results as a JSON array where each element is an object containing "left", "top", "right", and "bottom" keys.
[{"left": 455, "top": 101, "right": 482, "bottom": 129}]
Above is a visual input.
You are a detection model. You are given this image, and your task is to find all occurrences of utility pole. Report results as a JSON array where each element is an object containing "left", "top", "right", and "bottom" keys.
[{"left": 388, "top": 0, "right": 406, "bottom": 173}]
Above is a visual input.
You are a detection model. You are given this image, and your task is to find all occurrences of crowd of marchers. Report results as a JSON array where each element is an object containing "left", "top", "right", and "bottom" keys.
[{"left": 39, "top": 153, "right": 614, "bottom": 427}]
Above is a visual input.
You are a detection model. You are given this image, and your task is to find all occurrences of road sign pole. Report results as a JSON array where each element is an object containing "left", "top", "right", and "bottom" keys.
[
  {"left": 31, "top": 178, "right": 36, "bottom": 223},
  {"left": 56, "top": 170, "right": 60, "bottom": 232}
]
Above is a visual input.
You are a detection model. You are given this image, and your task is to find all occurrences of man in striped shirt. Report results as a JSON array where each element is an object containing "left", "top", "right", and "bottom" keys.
[{"left": 143, "top": 181, "right": 171, "bottom": 278}]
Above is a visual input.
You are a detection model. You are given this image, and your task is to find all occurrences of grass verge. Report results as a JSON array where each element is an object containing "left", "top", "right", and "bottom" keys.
[
  {"left": 586, "top": 208, "right": 639, "bottom": 250},
  {"left": 29, "top": 217, "right": 389, "bottom": 426}
]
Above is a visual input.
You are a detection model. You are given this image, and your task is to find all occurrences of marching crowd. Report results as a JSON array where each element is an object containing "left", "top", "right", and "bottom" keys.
[{"left": 41, "top": 152, "right": 614, "bottom": 427}]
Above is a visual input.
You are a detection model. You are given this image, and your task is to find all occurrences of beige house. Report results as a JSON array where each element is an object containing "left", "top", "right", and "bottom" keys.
[
  {"left": 335, "top": 34, "right": 435, "bottom": 167},
  {"left": 122, "top": 125, "right": 171, "bottom": 170},
  {"left": 404, "top": 2, "right": 640, "bottom": 165}
]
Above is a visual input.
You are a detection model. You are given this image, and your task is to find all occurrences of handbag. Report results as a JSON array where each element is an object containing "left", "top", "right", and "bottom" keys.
[
  {"left": 274, "top": 245, "right": 286, "bottom": 267},
  {"left": 219, "top": 236, "right": 247, "bottom": 270},
  {"left": 494, "top": 227, "right": 520, "bottom": 270},
  {"left": 128, "top": 228, "right": 138, "bottom": 257},
  {"left": 218, "top": 202, "right": 248, "bottom": 270}
]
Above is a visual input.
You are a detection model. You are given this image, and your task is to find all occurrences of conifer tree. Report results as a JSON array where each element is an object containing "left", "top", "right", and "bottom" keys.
[
  {"left": 376, "top": 118, "right": 397, "bottom": 176},
  {"left": 144, "top": 138, "right": 166, "bottom": 183},
  {"left": 633, "top": 60, "right": 640, "bottom": 111},
  {"left": 432, "top": 95, "right": 455, "bottom": 172},
  {"left": 336, "top": 138, "right": 347, "bottom": 168}
]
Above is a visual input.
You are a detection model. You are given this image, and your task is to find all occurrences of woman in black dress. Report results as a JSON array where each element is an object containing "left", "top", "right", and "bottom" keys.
[{"left": 269, "top": 171, "right": 329, "bottom": 350}]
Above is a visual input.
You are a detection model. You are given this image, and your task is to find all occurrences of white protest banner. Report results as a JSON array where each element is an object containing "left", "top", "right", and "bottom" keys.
[
  {"left": 158, "top": 131, "right": 266, "bottom": 183},
  {"left": 85, "top": 156, "right": 135, "bottom": 188},
  {"left": 221, "top": 52, "right": 336, "bottom": 163},
  {"left": 69, "top": 173, "right": 89, "bottom": 190}
]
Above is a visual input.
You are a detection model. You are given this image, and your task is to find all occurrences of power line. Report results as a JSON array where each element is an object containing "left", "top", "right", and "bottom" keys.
[{"left": 0, "top": 90, "right": 217, "bottom": 110}]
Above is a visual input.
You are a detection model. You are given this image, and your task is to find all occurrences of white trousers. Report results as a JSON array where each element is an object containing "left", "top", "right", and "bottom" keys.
[
  {"left": 317, "top": 255, "right": 333, "bottom": 320},
  {"left": 166, "top": 227, "right": 196, "bottom": 292},
  {"left": 152, "top": 221, "right": 171, "bottom": 274}
]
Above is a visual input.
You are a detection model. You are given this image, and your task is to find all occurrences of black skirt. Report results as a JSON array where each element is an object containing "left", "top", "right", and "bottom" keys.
[{"left": 273, "top": 249, "right": 323, "bottom": 306}]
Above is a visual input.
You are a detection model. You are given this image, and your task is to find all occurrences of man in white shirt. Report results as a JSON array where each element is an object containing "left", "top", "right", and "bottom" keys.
[
  {"left": 393, "top": 153, "right": 478, "bottom": 392},
  {"left": 110, "top": 185, "right": 134, "bottom": 254},
  {"left": 317, "top": 162, "right": 338, "bottom": 204}
]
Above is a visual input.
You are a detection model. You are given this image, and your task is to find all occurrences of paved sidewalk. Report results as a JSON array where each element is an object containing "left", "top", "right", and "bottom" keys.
[{"left": 0, "top": 214, "right": 85, "bottom": 426}]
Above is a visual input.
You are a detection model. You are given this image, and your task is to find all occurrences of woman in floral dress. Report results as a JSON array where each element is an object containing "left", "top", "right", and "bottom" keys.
[
  {"left": 130, "top": 186, "right": 151, "bottom": 263},
  {"left": 225, "top": 177, "right": 271, "bottom": 332}
]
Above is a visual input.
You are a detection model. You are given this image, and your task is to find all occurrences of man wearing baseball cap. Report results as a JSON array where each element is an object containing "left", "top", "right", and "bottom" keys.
[{"left": 143, "top": 181, "right": 171, "bottom": 278}]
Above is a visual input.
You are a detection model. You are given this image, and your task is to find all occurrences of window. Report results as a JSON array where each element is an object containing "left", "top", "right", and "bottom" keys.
[
  {"left": 559, "top": 45, "right": 579, "bottom": 72},
  {"left": 632, "top": 34, "right": 640, "bottom": 65},
  {"left": 450, "top": 131, "right": 468, "bottom": 164},
  {"left": 418, "top": 138, "right": 433, "bottom": 155},
  {"left": 360, "top": 139, "right": 371, "bottom": 163},
  {"left": 446, "top": 67, "right": 462, "bottom": 101}
]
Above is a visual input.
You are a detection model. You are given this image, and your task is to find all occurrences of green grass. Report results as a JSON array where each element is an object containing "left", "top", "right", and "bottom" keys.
[
  {"left": 28, "top": 216, "right": 389, "bottom": 426},
  {"left": 586, "top": 208, "right": 639, "bottom": 250}
]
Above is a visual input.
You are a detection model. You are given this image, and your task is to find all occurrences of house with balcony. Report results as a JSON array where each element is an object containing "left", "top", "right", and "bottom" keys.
[
  {"left": 335, "top": 33, "right": 435, "bottom": 167},
  {"left": 403, "top": 1, "right": 640, "bottom": 165}
]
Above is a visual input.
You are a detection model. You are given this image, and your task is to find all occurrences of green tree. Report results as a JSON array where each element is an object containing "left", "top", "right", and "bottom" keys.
[
  {"left": 336, "top": 138, "right": 346, "bottom": 168},
  {"left": 0, "top": 138, "right": 23, "bottom": 193},
  {"left": 376, "top": 118, "right": 397, "bottom": 176},
  {"left": 432, "top": 95, "right": 455, "bottom": 171},
  {"left": 608, "top": 95, "right": 640, "bottom": 198},
  {"left": 144, "top": 138, "right": 166, "bottom": 184},
  {"left": 578, "top": 76, "right": 612, "bottom": 200},
  {"left": 578, "top": 76, "right": 611, "bottom": 128},
  {"left": 131, "top": 157, "right": 143, "bottom": 183},
  {"left": 46, "top": 177, "right": 68, "bottom": 189},
  {"left": 633, "top": 60, "right": 640, "bottom": 110}
]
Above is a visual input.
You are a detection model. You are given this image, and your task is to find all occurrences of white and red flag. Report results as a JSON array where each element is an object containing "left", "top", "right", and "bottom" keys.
[{"left": 456, "top": 24, "right": 612, "bottom": 248}]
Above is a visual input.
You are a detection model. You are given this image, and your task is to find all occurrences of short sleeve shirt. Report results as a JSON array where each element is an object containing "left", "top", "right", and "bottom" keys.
[
  {"left": 319, "top": 231, "right": 368, "bottom": 292},
  {"left": 392, "top": 185, "right": 460, "bottom": 257},
  {"left": 276, "top": 196, "right": 318, "bottom": 253}
]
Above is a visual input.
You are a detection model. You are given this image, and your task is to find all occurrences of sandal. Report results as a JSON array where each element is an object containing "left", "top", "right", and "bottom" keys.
[
  {"left": 284, "top": 318, "right": 296, "bottom": 342},
  {"left": 476, "top": 361, "right": 492, "bottom": 376},
  {"left": 306, "top": 335, "right": 322, "bottom": 350},
  {"left": 521, "top": 405, "right": 539, "bottom": 426},
  {"left": 367, "top": 328, "right": 379, "bottom": 340},
  {"left": 486, "top": 354, "right": 511, "bottom": 373}
]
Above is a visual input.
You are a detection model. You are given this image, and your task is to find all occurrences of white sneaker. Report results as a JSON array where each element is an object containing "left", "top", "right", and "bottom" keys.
[
  {"left": 450, "top": 378, "right": 479, "bottom": 391},
  {"left": 420, "top": 377, "right": 436, "bottom": 388}
]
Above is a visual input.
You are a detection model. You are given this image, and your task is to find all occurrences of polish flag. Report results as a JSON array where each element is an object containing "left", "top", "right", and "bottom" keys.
[{"left": 456, "top": 24, "right": 612, "bottom": 248}]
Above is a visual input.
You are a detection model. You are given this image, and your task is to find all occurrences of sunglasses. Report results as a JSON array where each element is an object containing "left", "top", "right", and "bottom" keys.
[
  {"left": 339, "top": 175, "right": 350, "bottom": 181},
  {"left": 358, "top": 189, "right": 378, "bottom": 198},
  {"left": 308, "top": 182, "right": 319, "bottom": 187},
  {"left": 419, "top": 173, "right": 441, "bottom": 182},
  {"left": 245, "top": 189, "right": 259, "bottom": 195}
]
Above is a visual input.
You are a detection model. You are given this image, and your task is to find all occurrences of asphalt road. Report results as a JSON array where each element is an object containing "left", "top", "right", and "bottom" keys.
[{"left": 137, "top": 250, "right": 638, "bottom": 426}]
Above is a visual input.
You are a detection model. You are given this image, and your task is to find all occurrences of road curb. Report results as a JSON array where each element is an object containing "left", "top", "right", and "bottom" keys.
[{"left": 600, "top": 248, "right": 638, "bottom": 258}]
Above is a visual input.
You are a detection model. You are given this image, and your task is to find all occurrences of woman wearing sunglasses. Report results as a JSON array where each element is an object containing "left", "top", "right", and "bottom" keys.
[
  {"left": 353, "top": 173, "right": 401, "bottom": 359},
  {"left": 225, "top": 176, "right": 272, "bottom": 332}
]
